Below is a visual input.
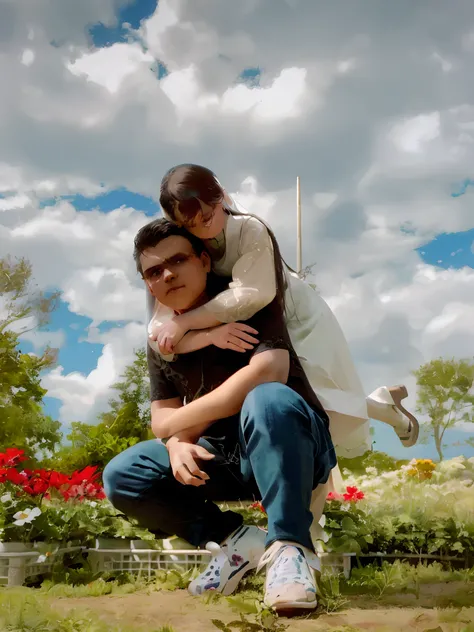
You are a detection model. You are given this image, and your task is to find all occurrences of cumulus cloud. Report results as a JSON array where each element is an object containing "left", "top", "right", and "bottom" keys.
[
  {"left": 42, "top": 321, "right": 144, "bottom": 424},
  {"left": 0, "top": 0, "right": 473, "bottom": 430}
]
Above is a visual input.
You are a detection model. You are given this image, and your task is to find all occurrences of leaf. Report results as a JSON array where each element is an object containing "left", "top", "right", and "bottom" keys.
[
  {"left": 212, "top": 619, "right": 231, "bottom": 631},
  {"left": 341, "top": 516, "right": 358, "bottom": 536},
  {"left": 226, "top": 596, "right": 259, "bottom": 614}
]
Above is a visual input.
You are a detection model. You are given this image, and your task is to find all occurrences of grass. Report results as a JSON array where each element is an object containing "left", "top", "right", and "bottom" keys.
[
  {"left": 0, "top": 587, "right": 176, "bottom": 632},
  {"left": 3, "top": 561, "right": 474, "bottom": 631}
]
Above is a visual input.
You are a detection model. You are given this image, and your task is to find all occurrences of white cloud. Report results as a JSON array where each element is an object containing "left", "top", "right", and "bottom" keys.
[
  {"left": 21, "top": 49, "right": 35, "bottom": 67},
  {"left": 0, "top": 0, "right": 473, "bottom": 438},
  {"left": 0, "top": 194, "right": 31, "bottom": 212},
  {"left": 42, "top": 322, "right": 144, "bottom": 424},
  {"left": 221, "top": 68, "right": 307, "bottom": 121},
  {"left": 2, "top": 199, "right": 150, "bottom": 322},
  {"left": 67, "top": 44, "right": 155, "bottom": 94},
  {"left": 390, "top": 112, "right": 441, "bottom": 153}
]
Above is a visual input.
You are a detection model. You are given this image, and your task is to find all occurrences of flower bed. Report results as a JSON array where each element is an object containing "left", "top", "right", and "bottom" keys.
[
  {"left": 0, "top": 448, "right": 155, "bottom": 547},
  {"left": 2, "top": 449, "right": 474, "bottom": 586},
  {"left": 238, "top": 457, "right": 474, "bottom": 562}
]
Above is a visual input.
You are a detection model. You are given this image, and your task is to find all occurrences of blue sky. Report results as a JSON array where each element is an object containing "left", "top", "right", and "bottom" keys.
[
  {"left": 88, "top": 0, "right": 158, "bottom": 48},
  {"left": 6, "top": 0, "right": 474, "bottom": 461},
  {"left": 24, "top": 181, "right": 474, "bottom": 459}
]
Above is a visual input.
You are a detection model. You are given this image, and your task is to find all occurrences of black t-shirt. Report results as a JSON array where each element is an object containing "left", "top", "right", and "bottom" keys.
[{"left": 148, "top": 289, "right": 329, "bottom": 458}]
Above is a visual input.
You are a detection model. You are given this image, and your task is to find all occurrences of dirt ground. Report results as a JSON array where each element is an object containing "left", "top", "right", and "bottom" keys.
[{"left": 50, "top": 582, "right": 474, "bottom": 632}]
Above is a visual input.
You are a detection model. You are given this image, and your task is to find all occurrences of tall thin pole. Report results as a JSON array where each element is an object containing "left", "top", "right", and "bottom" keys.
[{"left": 296, "top": 176, "right": 302, "bottom": 273}]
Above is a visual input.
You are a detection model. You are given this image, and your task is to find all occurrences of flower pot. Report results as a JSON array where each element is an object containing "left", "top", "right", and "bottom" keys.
[
  {"left": 0, "top": 542, "right": 34, "bottom": 553},
  {"left": 161, "top": 537, "right": 207, "bottom": 572},
  {"left": 131, "top": 539, "right": 161, "bottom": 550},
  {"left": 94, "top": 538, "right": 131, "bottom": 550}
]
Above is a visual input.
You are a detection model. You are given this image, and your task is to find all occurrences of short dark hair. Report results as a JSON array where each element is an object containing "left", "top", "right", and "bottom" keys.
[{"left": 133, "top": 218, "right": 206, "bottom": 276}]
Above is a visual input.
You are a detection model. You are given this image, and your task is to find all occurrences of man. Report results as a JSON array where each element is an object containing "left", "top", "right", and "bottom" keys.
[{"left": 103, "top": 219, "right": 336, "bottom": 613}]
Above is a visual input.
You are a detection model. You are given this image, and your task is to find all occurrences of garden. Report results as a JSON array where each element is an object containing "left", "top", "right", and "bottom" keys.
[
  {"left": 2, "top": 257, "right": 474, "bottom": 630},
  {"left": 2, "top": 446, "right": 474, "bottom": 631}
]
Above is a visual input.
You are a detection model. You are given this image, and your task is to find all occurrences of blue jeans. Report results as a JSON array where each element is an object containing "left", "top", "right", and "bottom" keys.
[{"left": 103, "top": 383, "right": 336, "bottom": 551}]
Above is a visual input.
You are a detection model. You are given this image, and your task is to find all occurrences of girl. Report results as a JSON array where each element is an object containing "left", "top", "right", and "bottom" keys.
[
  {"left": 145, "top": 164, "right": 419, "bottom": 548},
  {"left": 147, "top": 164, "right": 419, "bottom": 460}
]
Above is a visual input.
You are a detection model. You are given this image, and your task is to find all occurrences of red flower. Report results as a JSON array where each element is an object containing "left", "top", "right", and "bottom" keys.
[
  {"left": 250, "top": 501, "right": 266, "bottom": 514},
  {"left": 48, "top": 471, "right": 69, "bottom": 490},
  {"left": 0, "top": 448, "right": 28, "bottom": 468},
  {"left": 326, "top": 486, "right": 364, "bottom": 503},
  {"left": 5, "top": 468, "right": 26, "bottom": 485},
  {"left": 342, "top": 486, "right": 365, "bottom": 502},
  {"left": 0, "top": 468, "right": 8, "bottom": 484},
  {"left": 68, "top": 465, "right": 101, "bottom": 487},
  {"left": 0, "top": 447, "right": 106, "bottom": 502}
]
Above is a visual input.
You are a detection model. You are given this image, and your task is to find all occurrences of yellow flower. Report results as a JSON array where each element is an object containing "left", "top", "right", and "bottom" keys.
[{"left": 406, "top": 458, "right": 436, "bottom": 481}]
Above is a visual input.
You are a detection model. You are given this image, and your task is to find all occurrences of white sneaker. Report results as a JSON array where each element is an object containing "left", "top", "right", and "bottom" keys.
[
  {"left": 188, "top": 525, "right": 266, "bottom": 596},
  {"left": 259, "top": 541, "right": 320, "bottom": 612}
]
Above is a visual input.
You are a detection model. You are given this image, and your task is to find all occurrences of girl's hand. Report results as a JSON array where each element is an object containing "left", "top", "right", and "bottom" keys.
[
  {"left": 155, "top": 319, "right": 187, "bottom": 355},
  {"left": 210, "top": 323, "right": 259, "bottom": 353}
]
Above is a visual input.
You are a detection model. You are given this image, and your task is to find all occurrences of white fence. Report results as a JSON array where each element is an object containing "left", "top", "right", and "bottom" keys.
[
  {"left": 0, "top": 547, "right": 83, "bottom": 587},
  {"left": 0, "top": 540, "right": 356, "bottom": 587}
]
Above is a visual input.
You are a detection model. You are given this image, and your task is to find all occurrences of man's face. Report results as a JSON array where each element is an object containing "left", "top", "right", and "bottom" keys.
[{"left": 140, "top": 235, "right": 211, "bottom": 311}]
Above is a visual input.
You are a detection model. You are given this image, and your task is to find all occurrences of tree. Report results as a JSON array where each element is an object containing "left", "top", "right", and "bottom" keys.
[
  {"left": 47, "top": 349, "right": 153, "bottom": 473},
  {"left": 0, "top": 257, "right": 62, "bottom": 458},
  {"left": 0, "top": 256, "right": 60, "bottom": 335},
  {"left": 413, "top": 358, "right": 474, "bottom": 461},
  {"left": 98, "top": 348, "right": 151, "bottom": 440}
]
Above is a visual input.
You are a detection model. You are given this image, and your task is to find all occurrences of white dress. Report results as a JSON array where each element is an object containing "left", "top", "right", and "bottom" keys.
[{"left": 147, "top": 211, "right": 372, "bottom": 459}]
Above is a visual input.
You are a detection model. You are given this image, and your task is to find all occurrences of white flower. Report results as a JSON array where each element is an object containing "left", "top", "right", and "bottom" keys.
[
  {"left": 365, "top": 466, "right": 378, "bottom": 476},
  {"left": 1, "top": 493, "right": 12, "bottom": 504},
  {"left": 13, "top": 507, "right": 41, "bottom": 526},
  {"left": 88, "top": 501, "right": 98, "bottom": 508}
]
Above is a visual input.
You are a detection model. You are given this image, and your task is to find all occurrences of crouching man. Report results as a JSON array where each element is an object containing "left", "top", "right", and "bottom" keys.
[{"left": 103, "top": 219, "right": 336, "bottom": 613}]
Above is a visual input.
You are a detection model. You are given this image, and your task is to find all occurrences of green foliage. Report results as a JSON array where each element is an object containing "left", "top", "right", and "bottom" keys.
[
  {"left": 46, "top": 349, "right": 153, "bottom": 473},
  {"left": 212, "top": 607, "right": 287, "bottom": 632},
  {"left": 413, "top": 357, "right": 474, "bottom": 460},
  {"left": 323, "top": 503, "right": 474, "bottom": 558},
  {"left": 322, "top": 501, "right": 374, "bottom": 555},
  {"left": 41, "top": 574, "right": 146, "bottom": 598},
  {"left": 0, "top": 587, "right": 176, "bottom": 632},
  {"left": 347, "top": 559, "right": 474, "bottom": 599},
  {"left": 152, "top": 568, "right": 199, "bottom": 592},
  {"left": 0, "top": 256, "right": 60, "bottom": 335},
  {"left": 0, "top": 257, "right": 61, "bottom": 457},
  {"left": 338, "top": 451, "right": 409, "bottom": 476},
  {"left": 317, "top": 571, "right": 350, "bottom": 613},
  {"left": 0, "top": 486, "right": 156, "bottom": 544}
]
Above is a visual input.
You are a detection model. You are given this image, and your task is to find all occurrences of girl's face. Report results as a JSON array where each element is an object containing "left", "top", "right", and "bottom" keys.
[{"left": 176, "top": 199, "right": 227, "bottom": 240}]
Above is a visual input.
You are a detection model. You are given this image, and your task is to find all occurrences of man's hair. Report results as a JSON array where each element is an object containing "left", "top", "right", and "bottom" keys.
[{"left": 133, "top": 218, "right": 206, "bottom": 276}]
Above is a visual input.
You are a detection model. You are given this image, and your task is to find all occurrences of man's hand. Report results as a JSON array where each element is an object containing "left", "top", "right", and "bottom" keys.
[
  {"left": 154, "top": 318, "right": 187, "bottom": 355},
  {"left": 167, "top": 440, "right": 216, "bottom": 486},
  {"left": 210, "top": 323, "right": 259, "bottom": 353}
]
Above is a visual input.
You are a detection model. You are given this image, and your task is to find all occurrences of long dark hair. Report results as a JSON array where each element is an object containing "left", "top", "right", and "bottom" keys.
[{"left": 159, "top": 164, "right": 290, "bottom": 313}]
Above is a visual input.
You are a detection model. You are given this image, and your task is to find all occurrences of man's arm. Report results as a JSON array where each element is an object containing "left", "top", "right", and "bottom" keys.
[
  {"left": 151, "top": 398, "right": 209, "bottom": 444},
  {"left": 151, "top": 348, "right": 289, "bottom": 439}
]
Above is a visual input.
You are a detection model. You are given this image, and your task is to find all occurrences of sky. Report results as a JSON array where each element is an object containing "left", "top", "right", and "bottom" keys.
[{"left": 1, "top": 0, "right": 473, "bottom": 460}]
